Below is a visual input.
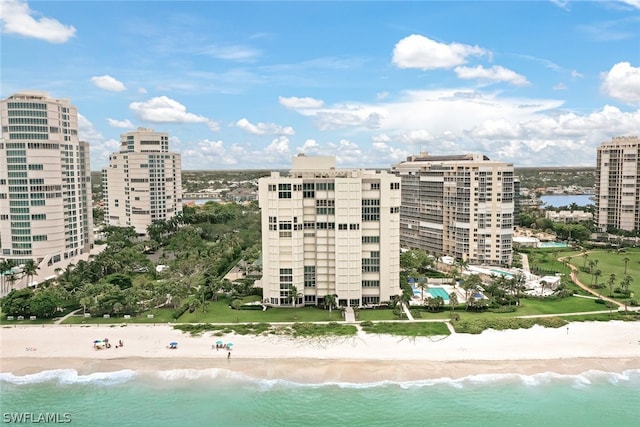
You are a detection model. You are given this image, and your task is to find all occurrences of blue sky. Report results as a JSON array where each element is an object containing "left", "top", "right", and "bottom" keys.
[{"left": 1, "top": 0, "right": 639, "bottom": 170}]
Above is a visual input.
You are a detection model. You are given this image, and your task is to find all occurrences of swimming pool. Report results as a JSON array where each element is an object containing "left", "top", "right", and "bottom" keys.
[
  {"left": 427, "top": 287, "right": 450, "bottom": 301},
  {"left": 490, "top": 269, "right": 514, "bottom": 278},
  {"left": 538, "top": 242, "right": 569, "bottom": 248}
]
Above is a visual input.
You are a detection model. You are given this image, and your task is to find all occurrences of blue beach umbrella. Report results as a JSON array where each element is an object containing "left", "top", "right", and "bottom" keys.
[
  {"left": 216, "top": 340, "right": 223, "bottom": 345},
  {"left": 227, "top": 343, "right": 233, "bottom": 347},
  {"left": 170, "top": 342, "right": 178, "bottom": 346}
]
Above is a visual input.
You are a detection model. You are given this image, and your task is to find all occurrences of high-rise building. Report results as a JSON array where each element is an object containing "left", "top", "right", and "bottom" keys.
[
  {"left": 391, "top": 153, "right": 514, "bottom": 266},
  {"left": 595, "top": 136, "right": 640, "bottom": 233},
  {"left": 258, "top": 155, "right": 401, "bottom": 308},
  {"left": 103, "top": 128, "right": 182, "bottom": 235},
  {"left": 0, "top": 91, "right": 94, "bottom": 288}
]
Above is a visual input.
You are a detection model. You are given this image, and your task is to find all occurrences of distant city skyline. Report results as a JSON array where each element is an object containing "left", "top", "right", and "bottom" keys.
[{"left": 1, "top": 0, "right": 639, "bottom": 170}]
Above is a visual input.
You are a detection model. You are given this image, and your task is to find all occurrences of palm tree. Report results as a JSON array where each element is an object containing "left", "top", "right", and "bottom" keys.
[
  {"left": 22, "top": 259, "right": 39, "bottom": 289},
  {"left": 462, "top": 274, "right": 482, "bottom": 301},
  {"left": 417, "top": 277, "right": 428, "bottom": 301},
  {"left": 324, "top": 294, "right": 337, "bottom": 319},
  {"left": 593, "top": 269, "right": 602, "bottom": 289},
  {"left": 288, "top": 284, "right": 301, "bottom": 307},
  {"left": 449, "top": 291, "right": 458, "bottom": 314},
  {"left": 621, "top": 275, "right": 633, "bottom": 294},
  {"left": 582, "top": 252, "right": 589, "bottom": 269},
  {"left": 623, "top": 257, "right": 630, "bottom": 275},
  {"left": 539, "top": 280, "right": 548, "bottom": 298},
  {"left": 608, "top": 273, "right": 616, "bottom": 297}
]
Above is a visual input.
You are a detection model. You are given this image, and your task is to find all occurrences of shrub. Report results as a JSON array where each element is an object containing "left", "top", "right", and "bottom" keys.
[
  {"left": 488, "top": 305, "right": 517, "bottom": 313},
  {"left": 172, "top": 304, "right": 189, "bottom": 319}
]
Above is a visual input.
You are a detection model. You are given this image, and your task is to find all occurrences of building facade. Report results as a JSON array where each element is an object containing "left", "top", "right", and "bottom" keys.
[
  {"left": 595, "top": 136, "right": 640, "bottom": 233},
  {"left": 103, "top": 128, "right": 182, "bottom": 235},
  {"left": 258, "top": 155, "right": 401, "bottom": 308},
  {"left": 0, "top": 91, "right": 93, "bottom": 286},
  {"left": 391, "top": 153, "right": 514, "bottom": 266}
]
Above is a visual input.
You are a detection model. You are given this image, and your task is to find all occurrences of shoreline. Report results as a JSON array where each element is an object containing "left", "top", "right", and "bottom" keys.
[
  {"left": 2, "top": 321, "right": 639, "bottom": 383},
  {"left": 2, "top": 356, "right": 640, "bottom": 384}
]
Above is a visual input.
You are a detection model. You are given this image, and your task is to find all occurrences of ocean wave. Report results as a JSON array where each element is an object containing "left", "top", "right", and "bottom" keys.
[
  {"left": 2, "top": 368, "right": 638, "bottom": 389},
  {"left": 0, "top": 369, "right": 137, "bottom": 386}
]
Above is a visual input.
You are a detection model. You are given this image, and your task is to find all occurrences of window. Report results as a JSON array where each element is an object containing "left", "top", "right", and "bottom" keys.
[
  {"left": 304, "top": 266, "right": 316, "bottom": 288},
  {"left": 362, "top": 280, "right": 380, "bottom": 287}
]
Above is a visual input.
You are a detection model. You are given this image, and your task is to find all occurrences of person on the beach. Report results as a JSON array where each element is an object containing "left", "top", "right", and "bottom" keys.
[{"left": 227, "top": 351, "right": 231, "bottom": 359}]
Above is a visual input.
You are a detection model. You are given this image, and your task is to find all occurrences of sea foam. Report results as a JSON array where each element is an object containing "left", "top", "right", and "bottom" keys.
[
  {"left": 0, "top": 369, "right": 136, "bottom": 386},
  {"left": 2, "top": 368, "right": 638, "bottom": 390}
]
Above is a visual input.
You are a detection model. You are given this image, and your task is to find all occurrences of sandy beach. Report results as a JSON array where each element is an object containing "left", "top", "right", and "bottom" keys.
[{"left": 2, "top": 321, "right": 639, "bottom": 383}]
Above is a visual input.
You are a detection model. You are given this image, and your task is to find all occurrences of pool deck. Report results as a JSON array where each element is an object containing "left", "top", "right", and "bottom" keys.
[{"left": 411, "top": 284, "right": 464, "bottom": 305}]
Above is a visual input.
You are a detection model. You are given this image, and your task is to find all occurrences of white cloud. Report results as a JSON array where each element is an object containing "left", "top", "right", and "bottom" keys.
[
  {"left": 279, "top": 96, "right": 324, "bottom": 109},
  {"left": 296, "top": 139, "right": 320, "bottom": 155},
  {"left": 0, "top": 0, "right": 76, "bottom": 43},
  {"left": 129, "top": 96, "right": 220, "bottom": 130},
  {"left": 619, "top": 0, "right": 640, "bottom": 9},
  {"left": 91, "top": 75, "right": 126, "bottom": 92},
  {"left": 198, "top": 44, "right": 260, "bottom": 61},
  {"left": 264, "top": 136, "right": 291, "bottom": 156},
  {"left": 392, "top": 34, "right": 487, "bottom": 70},
  {"left": 77, "top": 114, "right": 120, "bottom": 169},
  {"left": 182, "top": 139, "right": 239, "bottom": 166},
  {"left": 571, "top": 70, "right": 584, "bottom": 79},
  {"left": 107, "top": 118, "right": 134, "bottom": 128},
  {"left": 600, "top": 62, "right": 640, "bottom": 103},
  {"left": 138, "top": 87, "right": 148, "bottom": 94},
  {"left": 454, "top": 65, "right": 530, "bottom": 86},
  {"left": 235, "top": 118, "right": 295, "bottom": 136},
  {"left": 552, "top": 83, "right": 568, "bottom": 90},
  {"left": 549, "top": 0, "right": 570, "bottom": 10}
]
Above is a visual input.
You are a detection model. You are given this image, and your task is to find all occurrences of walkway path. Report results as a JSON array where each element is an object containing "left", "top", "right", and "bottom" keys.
[
  {"left": 520, "top": 253, "right": 531, "bottom": 275},
  {"left": 344, "top": 307, "right": 356, "bottom": 322},
  {"left": 54, "top": 309, "right": 81, "bottom": 325},
  {"left": 559, "top": 252, "right": 624, "bottom": 308},
  {"left": 401, "top": 302, "right": 414, "bottom": 320}
]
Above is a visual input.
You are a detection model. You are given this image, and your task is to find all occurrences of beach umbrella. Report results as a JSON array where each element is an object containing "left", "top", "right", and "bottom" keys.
[
  {"left": 226, "top": 343, "right": 233, "bottom": 347},
  {"left": 93, "top": 340, "right": 101, "bottom": 343},
  {"left": 216, "top": 340, "right": 223, "bottom": 345},
  {"left": 169, "top": 342, "right": 178, "bottom": 346}
]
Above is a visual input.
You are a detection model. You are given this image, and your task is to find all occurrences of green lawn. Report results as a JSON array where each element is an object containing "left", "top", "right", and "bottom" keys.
[
  {"left": 360, "top": 321, "right": 450, "bottom": 337},
  {"left": 570, "top": 248, "right": 640, "bottom": 299}
]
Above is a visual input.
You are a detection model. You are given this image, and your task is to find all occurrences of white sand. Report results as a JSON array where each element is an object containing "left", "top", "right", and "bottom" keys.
[{"left": 2, "top": 321, "right": 639, "bottom": 383}]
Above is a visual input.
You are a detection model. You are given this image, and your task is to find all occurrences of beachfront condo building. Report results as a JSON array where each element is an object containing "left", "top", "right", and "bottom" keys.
[
  {"left": 391, "top": 153, "right": 514, "bottom": 266},
  {"left": 103, "top": 128, "right": 182, "bottom": 236},
  {"left": 0, "top": 91, "right": 94, "bottom": 290},
  {"left": 258, "top": 155, "right": 401, "bottom": 308},
  {"left": 595, "top": 136, "right": 640, "bottom": 233}
]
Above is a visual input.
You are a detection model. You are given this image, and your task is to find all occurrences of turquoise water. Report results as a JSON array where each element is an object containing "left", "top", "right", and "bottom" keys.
[
  {"left": 428, "top": 287, "right": 450, "bottom": 300},
  {"left": 2, "top": 369, "right": 639, "bottom": 426},
  {"left": 412, "top": 286, "right": 449, "bottom": 301},
  {"left": 490, "top": 269, "right": 514, "bottom": 278},
  {"left": 540, "top": 194, "right": 594, "bottom": 207},
  {"left": 538, "top": 242, "right": 569, "bottom": 248}
]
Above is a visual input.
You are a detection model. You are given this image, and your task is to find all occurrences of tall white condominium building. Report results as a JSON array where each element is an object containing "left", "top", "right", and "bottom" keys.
[
  {"left": 595, "top": 136, "right": 640, "bottom": 233},
  {"left": 258, "top": 155, "right": 401, "bottom": 308},
  {"left": 104, "top": 128, "right": 182, "bottom": 235},
  {"left": 391, "top": 153, "right": 514, "bottom": 266},
  {"left": 0, "top": 91, "right": 93, "bottom": 272}
]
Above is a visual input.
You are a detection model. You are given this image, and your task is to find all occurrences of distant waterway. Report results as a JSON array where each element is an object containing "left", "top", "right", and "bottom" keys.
[
  {"left": 540, "top": 194, "right": 594, "bottom": 207},
  {"left": 182, "top": 199, "right": 221, "bottom": 205}
]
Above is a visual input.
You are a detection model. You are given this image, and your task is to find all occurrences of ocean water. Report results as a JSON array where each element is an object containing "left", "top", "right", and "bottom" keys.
[{"left": 1, "top": 368, "right": 639, "bottom": 427}]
